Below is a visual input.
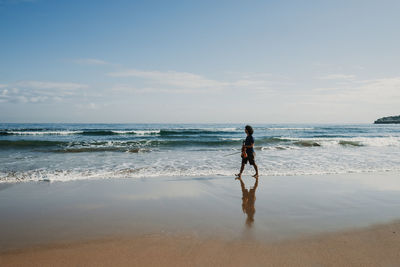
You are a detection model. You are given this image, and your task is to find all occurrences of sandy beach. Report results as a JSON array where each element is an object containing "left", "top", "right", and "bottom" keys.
[
  {"left": 1, "top": 172, "right": 400, "bottom": 266},
  {"left": 2, "top": 221, "right": 400, "bottom": 267}
]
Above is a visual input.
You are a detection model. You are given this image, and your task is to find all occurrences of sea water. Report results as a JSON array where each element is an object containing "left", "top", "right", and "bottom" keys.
[{"left": 1, "top": 123, "right": 399, "bottom": 182}]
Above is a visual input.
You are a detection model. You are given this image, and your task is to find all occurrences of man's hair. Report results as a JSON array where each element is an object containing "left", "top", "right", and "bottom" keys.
[{"left": 245, "top": 125, "right": 254, "bottom": 135}]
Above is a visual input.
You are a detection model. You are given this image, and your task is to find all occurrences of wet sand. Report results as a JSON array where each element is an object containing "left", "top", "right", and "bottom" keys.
[
  {"left": 1, "top": 221, "right": 400, "bottom": 266},
  {"left": 1, "top": 172, "right": 400, "bottom": 266}
]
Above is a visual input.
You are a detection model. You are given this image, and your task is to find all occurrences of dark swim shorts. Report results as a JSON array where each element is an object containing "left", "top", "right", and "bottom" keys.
[{"left": 242, "top": 153, "right": 255, "bottom": 165}]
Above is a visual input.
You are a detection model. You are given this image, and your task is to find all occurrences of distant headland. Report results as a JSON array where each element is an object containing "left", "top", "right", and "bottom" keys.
[{"left": 374, "top": 115, "right": 400, "bottom": 124}]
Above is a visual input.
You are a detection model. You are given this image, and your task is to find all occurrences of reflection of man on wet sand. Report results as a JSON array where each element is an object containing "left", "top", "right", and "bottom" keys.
[{"left": 236, "top": 176, "right": 258, "bottom": 227}]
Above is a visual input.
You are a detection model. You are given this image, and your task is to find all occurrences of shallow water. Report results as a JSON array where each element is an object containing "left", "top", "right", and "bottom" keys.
[{"left": 1, "top": 172, "right": 400, "bottom": 250}]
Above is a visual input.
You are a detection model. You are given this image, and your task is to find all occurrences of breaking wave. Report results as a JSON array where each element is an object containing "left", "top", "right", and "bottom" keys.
[{"left": 1, "top": 136, "right": 400, "bottom": 151}]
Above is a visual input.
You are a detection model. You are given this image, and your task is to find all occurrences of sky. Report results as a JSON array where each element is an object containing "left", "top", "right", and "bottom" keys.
[{"left": 0, "top": 0, "right": 399, "bottom": 123}]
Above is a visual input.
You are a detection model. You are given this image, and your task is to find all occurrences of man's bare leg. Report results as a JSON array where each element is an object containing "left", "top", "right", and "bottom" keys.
[
  {"left": 252, "top": 163, "right": 259, "bottom": 178},
  {"left": 235, "top": 163, "right": 245, "bottom": 178}
]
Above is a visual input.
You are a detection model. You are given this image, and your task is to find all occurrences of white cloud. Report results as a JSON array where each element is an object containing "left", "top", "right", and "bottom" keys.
[
  {"left": 108, "top": 69, "right": 278, "bottom": 94},
  {"left": 73, "top": 58, "right": 109, "bottom": 65},
  {"left": 271, "top": 74, "right": 400, "bottom": 123},
  {"left": 318, "top": 74, "right": 356, "bottom": 80},
  {"left": 16, "top": 81, "right": 88, "bottom": 90},
  {"left": 111, "top": 84, "right": 207, "bottom": 94},
  {"left": 230, "top": 79, "right": 274, "bottom": 92},
  {"left": 75, "top": 102, "right": 110, "bottom": 110},
  {"left": 108, "top": 69, "right": 228, "bottom": 90},
  {"left": 306, "top": 77, "right": 400, "bottom": 106},
  {"left": 0, "top": 81, "right": 89, "bottom": 103},
  {"left": 226, "top": 71, "right": 290, "bottom": 81},
  {"left": 111, "top": 84, "right": 160, "bottom": 93},
  {"left": 351, "top": 77, "right": 400, "bottom": 104}
]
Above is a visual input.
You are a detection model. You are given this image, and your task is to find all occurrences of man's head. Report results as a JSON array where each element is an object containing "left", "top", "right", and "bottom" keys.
[{"left": 245, "top": 125, "right": 253, "bottom": 135}]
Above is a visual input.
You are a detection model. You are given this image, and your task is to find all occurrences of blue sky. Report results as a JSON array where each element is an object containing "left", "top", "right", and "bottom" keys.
[{"left": 1, "top": 0, "right": 399, "bottom": 123}]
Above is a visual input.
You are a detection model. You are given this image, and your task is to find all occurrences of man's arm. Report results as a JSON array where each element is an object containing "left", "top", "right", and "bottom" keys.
[{"left": 243, "top": 142, "right": 254, "bottom": 148}]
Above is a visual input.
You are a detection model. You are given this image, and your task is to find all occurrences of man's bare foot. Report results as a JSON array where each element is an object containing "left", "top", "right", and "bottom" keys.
[
  {"left": 252, "top": 174, "right": 259, "bottom": 178},
  {"left": 235, "top": 173, "right": 242, "bottom": 178}
]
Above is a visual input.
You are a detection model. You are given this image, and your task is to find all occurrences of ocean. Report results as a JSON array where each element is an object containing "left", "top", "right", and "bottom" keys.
[{"left": 1, "top": 123, "right": 399, "bottom": 183}]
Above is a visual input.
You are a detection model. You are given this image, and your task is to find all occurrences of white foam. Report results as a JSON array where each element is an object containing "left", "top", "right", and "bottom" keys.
[
  {"left": 260, "top": 146, "right": 299, "bottom": 151},
  {"left": 182, "top": 128, "right": 238, "bottom": 132},
  {"left": 283, "top": 137, "right": 400, "bottom": 147},
  {"left": 210, "top": 128, "right": 238, "bottom": 132},
  {"left": 358, "top": 136, "right": 400, "bottom": 147},
  {"left": 112, "top": 130, "right": 160, "bottom": 135},
  {"left": 267, "top": 128, "right": 315, "bottom": 130},
  {"left": 2, "top": 166, "right": 400, "bottom": 184},
  {"left": 7, "top": 131, "right": 82, "bottom": 135}
]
